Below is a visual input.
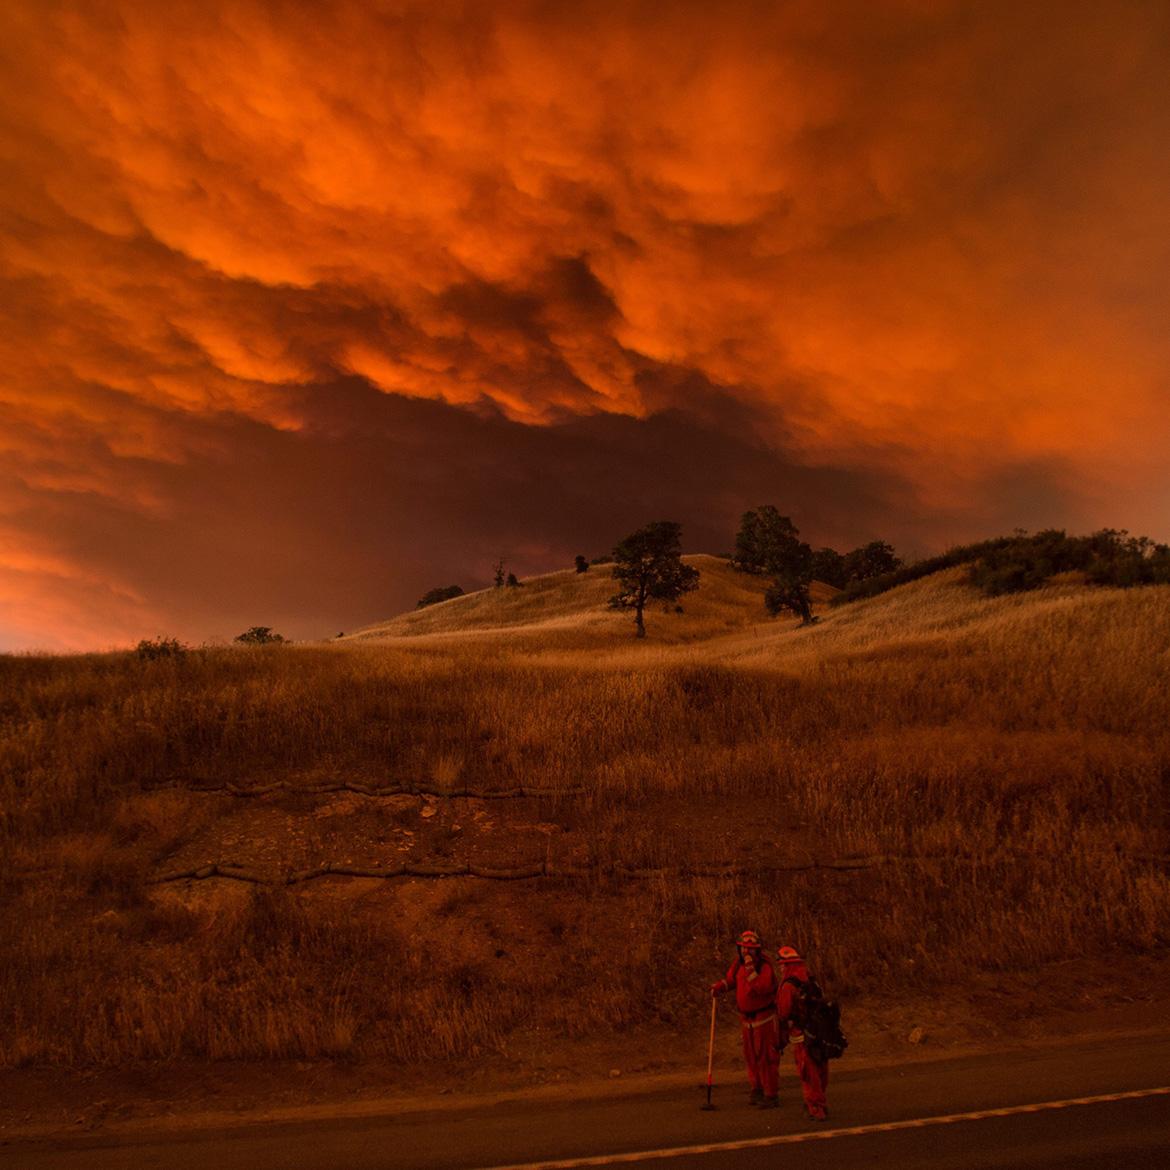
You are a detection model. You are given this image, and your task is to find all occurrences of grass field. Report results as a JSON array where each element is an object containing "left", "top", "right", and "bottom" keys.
[{"left": 2, "top": 556, "right": 1168, "bottom": 1066}]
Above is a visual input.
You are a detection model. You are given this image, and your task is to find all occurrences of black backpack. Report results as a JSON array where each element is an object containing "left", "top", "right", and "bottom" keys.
[{"left": 783, "top": 975, "right": 848, "bottom": 1061}]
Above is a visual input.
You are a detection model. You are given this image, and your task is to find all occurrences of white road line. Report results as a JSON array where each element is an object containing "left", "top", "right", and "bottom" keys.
[{"left": 476, "top": 1085, "right": 1170, "bottom": 1170}]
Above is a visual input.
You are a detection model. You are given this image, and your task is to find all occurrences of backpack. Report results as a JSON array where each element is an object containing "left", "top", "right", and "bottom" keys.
[{"left": 783, "top": 975, "right": 848, "bottom": 1061}]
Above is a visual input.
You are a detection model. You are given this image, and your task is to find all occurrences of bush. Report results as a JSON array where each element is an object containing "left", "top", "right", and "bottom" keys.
[
  {"left": 416, "top": 585, "right": 464, "bottom": 609},
  {"left": 234, "top": 627, "right": 285, "bottom": 645},
  {"left": 134, "top": 637, "right": 188, "bottom": 661}
]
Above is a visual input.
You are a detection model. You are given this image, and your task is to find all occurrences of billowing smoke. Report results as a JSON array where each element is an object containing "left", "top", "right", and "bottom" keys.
[{"left": 2, "top": 0, "right": 1168, "bottom": 647}]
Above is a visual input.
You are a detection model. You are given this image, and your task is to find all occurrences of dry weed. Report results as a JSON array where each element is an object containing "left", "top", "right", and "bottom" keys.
[{"left": 2, "top": 564, "right": 1168, "bottom": 1065}]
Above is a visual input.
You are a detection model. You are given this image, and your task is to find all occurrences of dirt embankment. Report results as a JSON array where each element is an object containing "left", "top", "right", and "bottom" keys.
[
  {"left": 3, "top": 567, "right": 1168, "bottom": 1125},
  {"left": 3, "top": 951, "right": 1169, "bottom": 1140}
]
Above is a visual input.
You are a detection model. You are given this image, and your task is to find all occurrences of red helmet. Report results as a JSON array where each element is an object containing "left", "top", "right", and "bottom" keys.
[
  {"left": 776, "top": 945, "right": 802, "bottom": 962},
  {"left": 735, "top": 930, "right": 762, "bottom": 949}
]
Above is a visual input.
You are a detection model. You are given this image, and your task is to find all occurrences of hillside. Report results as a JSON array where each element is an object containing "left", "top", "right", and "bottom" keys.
[
  {"left": 2, "top": 564, "right": 1168, "bottom": 1082},
  {"left": 348, "top": 554, "right": 839, "bottom": 641}
]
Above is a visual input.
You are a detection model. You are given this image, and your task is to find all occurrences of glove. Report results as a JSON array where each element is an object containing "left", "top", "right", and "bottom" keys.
[{"left": 709, "top": 982, "right": 723, "bottom": 997}]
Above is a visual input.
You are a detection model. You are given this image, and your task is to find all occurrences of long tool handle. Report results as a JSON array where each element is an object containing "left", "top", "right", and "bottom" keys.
[{"left": 705, "top": 996, "right": 717, "bottom": 1105}]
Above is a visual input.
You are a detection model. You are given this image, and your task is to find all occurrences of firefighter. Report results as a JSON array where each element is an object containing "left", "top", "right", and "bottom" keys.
[
  {"left": 775, "top": 944, "right": 829, "bottom": 1121},
  {"left": 709, "top": 929, "right": 780, "bottom": 1107}
]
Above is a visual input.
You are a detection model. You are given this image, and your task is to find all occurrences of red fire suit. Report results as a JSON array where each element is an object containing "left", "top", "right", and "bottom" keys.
[
  {"left": 776, "top": 958, "right": 829, "bottom": 1119},
  {"left": 712, "top": 956, "right": 780, "bottom": 1099}
]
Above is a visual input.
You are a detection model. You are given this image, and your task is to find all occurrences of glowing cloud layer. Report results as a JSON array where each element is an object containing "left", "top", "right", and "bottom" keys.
[{"left": 2, "top": 1, "right": 1168, "bottom": 647}]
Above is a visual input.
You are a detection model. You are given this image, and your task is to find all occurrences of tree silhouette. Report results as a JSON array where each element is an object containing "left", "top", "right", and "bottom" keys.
[
  {"left": 574, "top": 555, "right": 589, "bottom": 573},
  {"left": 810, "top": 546, "right": 847, "bottom": 589},
  {"left": 416, "top": 585, "right": 464, "bottom": 608},
  {"left": 842, "top": 540, "right": 902, "bottom": 583},
  {"left": 732, "top": 506, "right": 816, "bottom": 624},
  {"left": 234, "top": 626, "right": 285, "bottom": 644},
  {"left": 609, "top": 521, "right": 699, "bottom": 638}
]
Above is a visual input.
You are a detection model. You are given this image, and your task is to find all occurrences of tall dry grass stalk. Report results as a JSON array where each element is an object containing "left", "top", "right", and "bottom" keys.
[{"left": 2, "top": 567, "right": 1168, "bottom": 1065}]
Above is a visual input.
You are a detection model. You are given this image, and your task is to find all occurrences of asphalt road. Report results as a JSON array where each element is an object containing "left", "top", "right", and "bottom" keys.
[{"left": 4, "top": 1033, "right": 1169, "bottom": 1170}]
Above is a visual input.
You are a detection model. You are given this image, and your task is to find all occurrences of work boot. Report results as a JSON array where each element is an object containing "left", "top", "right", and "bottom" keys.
[
  {"left": 748, "top": 1087, "right": 765, "bottom": 1105},
  {"left": 757, "top": 1095, "right": 780, "bottom": 1109},
  {"left": 807, "top": 1106, "right": 828, "bottom": 1122}
]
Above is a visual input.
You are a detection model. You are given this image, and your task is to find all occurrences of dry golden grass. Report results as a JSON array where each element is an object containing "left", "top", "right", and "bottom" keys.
[
  {"left": 349, "top": 555, "right": 837, "bottom": 644},
  {"left": 2, "top": 560, "right": 1168, "bottom": 1066}
]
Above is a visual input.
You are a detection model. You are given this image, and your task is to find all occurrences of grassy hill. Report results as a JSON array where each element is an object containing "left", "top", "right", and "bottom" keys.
[
  {"left": 2, "top": 563, "right": 1168, "bottom": 1068},
  {"left": 347, "top": 555, "right": 839, "bottom": 642}
]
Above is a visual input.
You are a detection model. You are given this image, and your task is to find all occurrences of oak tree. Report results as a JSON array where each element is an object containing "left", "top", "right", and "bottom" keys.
[
  {"left": 609, "top": 521, "right": 699, "bottom": 638},
  {"left": 841, "top": 540, "right": 902, "bottom": 583},
  {"left": 732, "top": 506, "right": 816, "bottom": 624}
]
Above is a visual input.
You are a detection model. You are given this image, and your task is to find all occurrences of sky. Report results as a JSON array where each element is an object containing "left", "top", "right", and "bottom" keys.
[{"left": 2, "top": 0, "right": 1169, "bottom": 650}]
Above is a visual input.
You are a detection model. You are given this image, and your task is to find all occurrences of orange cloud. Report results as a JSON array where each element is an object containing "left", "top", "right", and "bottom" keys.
[{"left": 1, "top": 0, "right": 1168, "bottom": 647}]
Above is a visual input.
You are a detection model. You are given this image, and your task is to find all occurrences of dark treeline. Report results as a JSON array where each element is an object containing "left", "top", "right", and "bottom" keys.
[
  {"left": 414, "top": 518, "right": 1170, "bottom": 629},
  {"left": 831, "top": 528, "right": 1170, "bottom": 607}
]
